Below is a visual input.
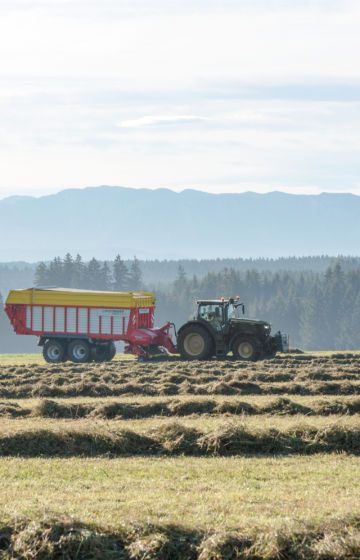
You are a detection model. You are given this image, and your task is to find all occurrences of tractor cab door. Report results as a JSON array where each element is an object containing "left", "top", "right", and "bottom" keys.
[{"left": 198, "top": 303, "right": 224, "bottom": 332}]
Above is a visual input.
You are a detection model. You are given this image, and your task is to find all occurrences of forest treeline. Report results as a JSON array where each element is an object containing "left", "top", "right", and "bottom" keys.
[
  {"left": 2, "top": 255, "right": 360, "bottom": 293},
  {"left": 34, "top": 254, "right": 142, "bottom": 291},
  {"left": 1, "top": 254, "right": 360, "bottom": 351}
]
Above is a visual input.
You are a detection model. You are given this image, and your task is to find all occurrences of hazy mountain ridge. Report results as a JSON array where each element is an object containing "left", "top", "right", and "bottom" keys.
[{"left": 0, "top": 186, "right": 359, "bottom": 261}]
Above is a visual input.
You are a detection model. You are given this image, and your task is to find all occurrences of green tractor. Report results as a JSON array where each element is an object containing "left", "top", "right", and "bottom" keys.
[{"left": 177, "top": 297, "right": 288, "bottom": 361}]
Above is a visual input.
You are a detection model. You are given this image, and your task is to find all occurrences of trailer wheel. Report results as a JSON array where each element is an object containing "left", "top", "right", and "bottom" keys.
[
  {"left": 68, "top": 340, "right": 91, "bottom": 363},
  {"left": 43, "top": 339, "right": 66, "bottom": 364},
  {"left": 108, "top": 341, "right": 116, "bottom": 360},
  {"left": 94, "top": 341, "right": 116, "bottom": 362},
  {"left": 177, "top": 325, "right": 213, "bottom": 360},
  {"left": 232, "top": 337, "right": 259, "bottom": 361}
]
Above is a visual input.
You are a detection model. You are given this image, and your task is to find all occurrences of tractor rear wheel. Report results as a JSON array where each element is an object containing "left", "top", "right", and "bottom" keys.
[
  {"left": 43, "top": 339, "right": 66, "bottom": 363},
  {"left": 177, "top": 325, "right": 213, "bottom": 360},
  {"left": 68, "top": 340, "right": 91, "bottom": 363},
  {"left": 232, "top": 337, "right": 259, "bottom": 361}
]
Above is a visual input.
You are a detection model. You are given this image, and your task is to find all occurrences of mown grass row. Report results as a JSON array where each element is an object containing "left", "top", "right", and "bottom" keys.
[
  {"left": 1, "top": 421, "right": 360, "bottom": 456},
  {"left": 2, "top": 354, "right": 360, "bottom": 398},
  {"left": 4, "top": 396, "right": 360, "bottom": 419},
  {"left": 1, "top": 516, "right": 360, "bottom": 559},
  {"left": 2, "top": 379, "right": 360, "bottom": 398}
]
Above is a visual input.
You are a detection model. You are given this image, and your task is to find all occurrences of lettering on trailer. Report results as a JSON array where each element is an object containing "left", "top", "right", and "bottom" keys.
[{"left": 26, "top": 305, "right": 131, "bottom": 335}]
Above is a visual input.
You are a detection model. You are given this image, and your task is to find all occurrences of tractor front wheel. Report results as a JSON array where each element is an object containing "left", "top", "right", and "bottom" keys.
[
  {"left": 232, "top": 337, "right": 259, "bottom": 361},
  {"left": 177, "top": 325, "right": 213, "bottom": 360}
]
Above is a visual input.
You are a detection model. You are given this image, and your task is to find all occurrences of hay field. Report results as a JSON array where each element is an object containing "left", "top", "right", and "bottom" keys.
[{"left": 0, "top": 353, "right": 359, "bottom": 559}]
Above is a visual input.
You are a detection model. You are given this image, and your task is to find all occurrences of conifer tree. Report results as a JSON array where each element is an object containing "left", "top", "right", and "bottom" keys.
[
  {"left": 34, "top": 262, "right": 48, "bottom": 286},
  {"left": 174, "top": 265, "right": 186, "bottom": 293},
  {"left": 47, "top": 257, "right": 63, "bottom": 286},
  {"left": 73, "top": 254, "right": 85, "bottom": 288},
  {"left": 129, "top": 257, "right": 142, "bottom": 290},
  {"left": 113, "top": 255, "right": 129, "bottom": 291},
  {"left": 63, "top": 253, "right": 74, "bottom": 287},
  {"left": 100, "top": 261, "right": 112, "bottom": 291},
  {"left": 86, "top": 258, "right": 102, "bottom": 290}
]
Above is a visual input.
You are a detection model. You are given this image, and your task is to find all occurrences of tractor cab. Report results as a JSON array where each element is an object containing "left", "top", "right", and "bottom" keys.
[{"left": 196, "top": 297, "right": 244, "bottom": 330}]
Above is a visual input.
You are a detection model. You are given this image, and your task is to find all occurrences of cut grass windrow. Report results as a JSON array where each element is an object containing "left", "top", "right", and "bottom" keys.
[
  {"left": 3, "top": 396, "right": 360, "bottom": 419},
  {"left": 1, "top": 353, "right": 360, "bottom": 398},
  {"left": 2, "top": 421, "right": 360, "bottom": 456},
  {"left": 1, "top": 516, "right": 360, "bottom": 559},
  {"left": 3, "top": 380, "right": 360, "bottom": 398}
]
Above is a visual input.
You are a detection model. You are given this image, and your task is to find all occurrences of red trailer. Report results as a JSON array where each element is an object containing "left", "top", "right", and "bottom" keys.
[{"left": 5, "top": 288, "right": 176, "bottom": 363}]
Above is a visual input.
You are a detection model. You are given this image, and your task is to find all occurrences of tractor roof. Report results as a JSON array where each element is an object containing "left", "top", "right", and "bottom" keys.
[{"left": 196, "top": 299, "right": 232, "bottom": 305}]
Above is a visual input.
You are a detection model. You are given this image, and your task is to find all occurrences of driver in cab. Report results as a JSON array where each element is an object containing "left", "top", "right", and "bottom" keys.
[{"left": 207, "top": 310, "right": 222, "bottom": 331}]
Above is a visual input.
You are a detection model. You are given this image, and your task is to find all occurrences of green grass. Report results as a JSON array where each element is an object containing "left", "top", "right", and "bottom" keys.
[
  {"left": 1, "top": 455, "right": 359, "bottom": 530},
  {"left": 0, "top": 353, "right": 44, "bottom": 365},
  {"left": 0, "top": 352, "right": 135, "bottom": 365}
]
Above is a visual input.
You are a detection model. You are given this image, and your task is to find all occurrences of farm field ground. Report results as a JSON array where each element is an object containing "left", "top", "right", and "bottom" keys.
[{"left": 0, "top": 352, "right": 359, "bottom": 559}]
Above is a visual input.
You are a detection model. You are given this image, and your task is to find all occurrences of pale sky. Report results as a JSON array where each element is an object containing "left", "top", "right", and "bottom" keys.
[{"left": 1, "top": 0, "right": 360, "bottom": 198}]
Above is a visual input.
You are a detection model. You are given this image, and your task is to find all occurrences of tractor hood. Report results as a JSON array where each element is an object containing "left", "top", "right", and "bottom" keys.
[{"left": 230, "top": 318, "right": 270, "bottom": 327}]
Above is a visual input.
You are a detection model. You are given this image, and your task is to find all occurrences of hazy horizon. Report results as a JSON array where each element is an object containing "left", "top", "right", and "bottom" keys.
[
  {"left": 1, "top": 187, "right": 360, "bottom": 261},
  {"left": 2, "top": 184, "right": 360, "bottom": 203}
]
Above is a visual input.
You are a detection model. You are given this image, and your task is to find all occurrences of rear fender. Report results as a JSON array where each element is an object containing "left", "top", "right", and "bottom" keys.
[{"left": 177, "top": 320, "right": 215, "bottom": 341}]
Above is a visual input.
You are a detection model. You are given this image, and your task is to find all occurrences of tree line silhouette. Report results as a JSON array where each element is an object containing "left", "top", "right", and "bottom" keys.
[{"left": 34, "top": 254, "right": 142, "bottom": 291}]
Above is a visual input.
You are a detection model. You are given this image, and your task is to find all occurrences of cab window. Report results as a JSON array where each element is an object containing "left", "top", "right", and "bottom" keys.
[
  {"left": 227, "top": 303, "right": 235, "bottom": 319},
  {"left": 198, "top": 304, "right": 223, "bottom": 322}
]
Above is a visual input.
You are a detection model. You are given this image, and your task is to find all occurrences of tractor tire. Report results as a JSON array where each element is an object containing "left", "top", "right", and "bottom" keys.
[
  {"left": 43, "top": 339, "right": 66, "bottom": 364},
  {"left": 94, "top": 341, "right": 116, "bottom": 362},
  {"left": 232, "top": 337, "right": 260, "bottom": 361},
  {"left": 177, "top": 325, "right": 213, "bottom": 360},
  {"left": 68, "top": 339, "right": 91, "bottom": 363}
]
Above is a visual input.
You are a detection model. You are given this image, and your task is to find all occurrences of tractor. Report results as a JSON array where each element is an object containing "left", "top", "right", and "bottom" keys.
[{"left": 177, "top": 297, "right": 288, "bottom": 360}]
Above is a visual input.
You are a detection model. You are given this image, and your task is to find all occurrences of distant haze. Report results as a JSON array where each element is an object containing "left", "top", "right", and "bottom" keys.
[{"left": 0, "top": 186, "right": 359, "bottom": 261}]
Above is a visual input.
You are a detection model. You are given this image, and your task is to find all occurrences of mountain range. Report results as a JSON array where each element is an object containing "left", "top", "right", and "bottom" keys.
[{"left": 0, "top": 186, "right": 358, "bottom": 261}]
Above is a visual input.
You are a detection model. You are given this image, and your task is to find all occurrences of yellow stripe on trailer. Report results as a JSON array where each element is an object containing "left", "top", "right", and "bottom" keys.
[{"left": 6, "top": 288, "right": 155, "bottom": 308}]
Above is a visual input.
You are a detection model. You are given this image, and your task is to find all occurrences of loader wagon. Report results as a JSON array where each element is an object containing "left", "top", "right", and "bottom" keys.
[{"left": 5, "top": 288, "right": 176, "bottom": 363}]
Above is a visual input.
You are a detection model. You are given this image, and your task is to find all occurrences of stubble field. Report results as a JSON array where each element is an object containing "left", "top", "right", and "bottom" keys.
[{"left": 0, "top": 352, "right": 359, "bottom": 559}]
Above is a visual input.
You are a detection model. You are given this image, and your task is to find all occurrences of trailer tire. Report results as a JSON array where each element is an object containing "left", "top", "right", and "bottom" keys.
[
  {"left": 68, "top": 340, "right": 91, "bottom": 363},
  {"left": 232, "top": 337, "right": 259, "bottom": 361},
  {"left": 43, "top": 339, "right": 66, "bottom": 364},
  {"left": 108, "top": 341, "right": 116, "bottom": 360},
  {"left": 94, "top": 341, "right": 116, "bottom": 362},
  {"left": 177, "top": 325, "right": 213, "bottom": 360}
]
